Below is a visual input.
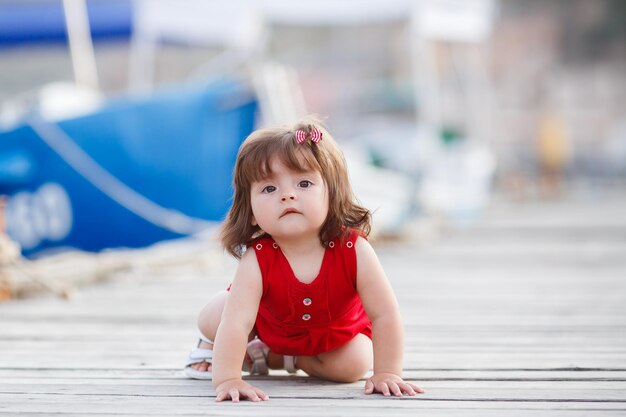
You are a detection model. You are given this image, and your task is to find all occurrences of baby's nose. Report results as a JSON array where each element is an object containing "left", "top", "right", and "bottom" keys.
[{"left": 281, "top": 193, "right": 296, "bottom": 201}]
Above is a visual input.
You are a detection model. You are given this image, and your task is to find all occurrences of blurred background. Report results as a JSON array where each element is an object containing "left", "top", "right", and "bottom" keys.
[{"left": 0, "top": 0, "right": 624, "bottom": 260}]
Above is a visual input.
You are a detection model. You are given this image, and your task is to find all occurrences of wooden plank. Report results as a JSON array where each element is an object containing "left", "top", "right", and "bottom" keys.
[
  {"left": 2, "top": 369, "right": 626, "bottom": 381},
  {"left": 1, "top": 395, "right": 625, "bottom": 417},
  {"left": 0, "top": 346, "right": 625, "bottom": 366},
  {"left": 2, "top": 379, "right": 626, "bottom": 398}
]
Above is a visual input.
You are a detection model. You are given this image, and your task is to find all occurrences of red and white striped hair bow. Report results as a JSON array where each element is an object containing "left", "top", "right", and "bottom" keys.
[
  {"left": 294, "top": 130, "right": 306, "bottom": 144},
  {"left": 294, "top": 127, "right": 323, "bottom": 144},
  {"left": 310, "top": 127, "right": 323, "bottom": 143}
]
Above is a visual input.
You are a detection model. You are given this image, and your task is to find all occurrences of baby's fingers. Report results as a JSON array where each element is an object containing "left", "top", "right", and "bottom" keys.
[
  {"left": 215, "top": 389, "right": 237, "bottom": 402},
  {"left": 406, "top": 382, "right": 425, "bottom": 394},
  {"left": 254, "top": 387, "right": 270, "bottom": 401},
  {"left": 393, "top": 381, "right": 425, "bottom": 396},
  {"left": 229, "top": 388, "right": 240, "bottom": 403},
  {"left": 215, "top": 388, "right": 241, "bottom": 403},
  {"left": 376, "top": 382, "right": 391, "bottom": 397},
  {"left": 241, "top": 387, "right": 270, "bottom": 402},
  {"left": 397, "top": 382, "right": 418, "bottom": 396},
  {"left": 364, "top": 379, "right": 374, "bottom": 394},
  {"left": 388, "top": 381, "right": 402, "bottom": 397}
]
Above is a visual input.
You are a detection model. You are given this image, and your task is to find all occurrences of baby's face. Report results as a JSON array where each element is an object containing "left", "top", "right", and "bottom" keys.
[{"left": 249, "top": 157, "right": 328, "bottom": 242}]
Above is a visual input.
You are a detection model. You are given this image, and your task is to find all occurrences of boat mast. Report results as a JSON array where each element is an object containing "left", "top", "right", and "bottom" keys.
[{"left": 62, "top": 0, "right": 100, "bottom": 90}]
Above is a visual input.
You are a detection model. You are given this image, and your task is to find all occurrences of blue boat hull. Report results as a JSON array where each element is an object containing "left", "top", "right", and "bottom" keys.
[{"left": 0, "top": 81, "right": 257, "bottom": 257}]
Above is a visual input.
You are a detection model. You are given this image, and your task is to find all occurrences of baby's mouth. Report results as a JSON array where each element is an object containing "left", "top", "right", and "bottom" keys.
[{"left": 280, "top": 208, "right": 301, "bottom": 218}]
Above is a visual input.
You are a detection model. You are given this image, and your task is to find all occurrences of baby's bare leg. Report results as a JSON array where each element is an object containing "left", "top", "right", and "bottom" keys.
[
  {"left": 296, "top": 334, "right": 373, "bottom": 383},
  {"left": 191, "top": 290, "right": 228, "bottom": 372},
  {"left": 197, "top": 290, "right": 229, "bottom": 341}
]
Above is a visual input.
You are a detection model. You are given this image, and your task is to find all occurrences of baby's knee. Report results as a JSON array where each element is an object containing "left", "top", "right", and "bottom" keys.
[
  {"left": 196, "top": 290, "right": 229, "bottom": 333},
  {"left": 349, "top": 351, "right": 373, "bottom": 379},
  {"left": 322, "top": 348, "right": 372, "bottom": 383},
  {"left": 332, "top": 359, "right": 370, "bottom": 383}
]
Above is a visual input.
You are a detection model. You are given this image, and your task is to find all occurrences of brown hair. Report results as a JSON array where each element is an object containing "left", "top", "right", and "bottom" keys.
[{"left": 220, "top": 116, "right": 371, "bottom": 258}]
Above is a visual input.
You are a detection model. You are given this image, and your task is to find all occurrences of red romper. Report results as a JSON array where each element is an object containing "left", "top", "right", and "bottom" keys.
[{"left": 252, "top": 229, "right": 373, "bottom": 356}]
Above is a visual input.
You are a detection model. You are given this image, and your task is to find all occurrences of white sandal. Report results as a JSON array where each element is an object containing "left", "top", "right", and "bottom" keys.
[
  {"left": 242, "top": 338, "right": 270, "bottom": 375},
  {"left": 183, "top": 331, "right": 215, "bottom": 380},
  {"left": 283, "top": 354, "right": 298, "bottom": 374},
  {"left": 241, "top": 338, "right": 299, "bottom": 375}
]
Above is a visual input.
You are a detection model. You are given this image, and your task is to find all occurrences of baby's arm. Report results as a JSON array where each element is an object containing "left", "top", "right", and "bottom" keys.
[
  {"left": 211, "top": 249, "right": 268, "bottom": 402},
  {"left": 355, "top": 237, "right": 425, "bottom": 397}
]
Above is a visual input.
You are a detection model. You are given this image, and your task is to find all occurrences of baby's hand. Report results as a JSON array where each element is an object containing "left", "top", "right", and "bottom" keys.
[
  {"left": 215, "top": 379, "right": 269, "bottom": 403},
  {"left": 364, "top": 373, "right": 425, "bottom": 397}
]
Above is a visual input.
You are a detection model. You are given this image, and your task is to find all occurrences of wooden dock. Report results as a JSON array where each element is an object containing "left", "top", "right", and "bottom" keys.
[{"left": 1, "top": 190, "right": 626, "bottom": 416}]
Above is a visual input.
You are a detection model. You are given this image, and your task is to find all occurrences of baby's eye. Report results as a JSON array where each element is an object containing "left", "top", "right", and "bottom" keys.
[
  {"left": 262, "top": 185, "right": 276, "bottom": 193},
  {"left": 298, "top": 180, "right": 313, "bottom": 188}
]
